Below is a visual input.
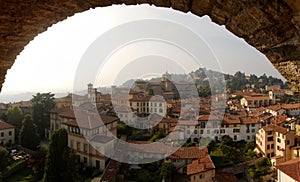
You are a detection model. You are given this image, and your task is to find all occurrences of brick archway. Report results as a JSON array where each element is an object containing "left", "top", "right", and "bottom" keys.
[{"left": 1, "top": 0, "right": 300, "bottom": 92}]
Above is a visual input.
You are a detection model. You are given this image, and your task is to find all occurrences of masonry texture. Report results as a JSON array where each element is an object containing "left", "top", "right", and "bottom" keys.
[{"left": 0, "top": 0, "right": 300, "bottom": 92}]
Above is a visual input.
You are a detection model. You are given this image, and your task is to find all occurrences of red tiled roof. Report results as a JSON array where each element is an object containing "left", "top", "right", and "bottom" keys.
[
  {"left": 262, "top": 124, "right": 289, "bottom": 134},
  {"left": 240, "top": 117, "right": 259, "bottom": 124},
  {"left": 63, "top": 112, "right": 118, "bottom": 129},
  {"left": 100, "top": 160, "right": 120, "bottom": 182},
  {"left": 270, "top": 115, "right": 287, "bottom": 125},
  {"left": 282, "top": 103, "right": 300, "bottom": 109},
  {"left": 0, "top": 120, "right": 15, "bottom": 130},
  {"left": 198, "top": 115, "right": 219, "bottom": 121},
  {"left": 187, "top": 155, "right": 215, "bottom": 175},
  {"left": 129, "top": 93, "right": 152, "bottom": 102},
  {"left": 160, "top": 118, "right": 178, "bottom": 124},
  {"left": 275, "top": 158, "right": 300, "bottom": 181},
  {"left": 222, "top": 114, "right": 241, "bottom": 124},
  {"left": 215, "top": 172, "right": 238, "bottom": 182},
  {"left": 244, "top": 96, "right": 271, "bottom": 101},
  {"left": 168, "top": 147, "right": 208, "bottom": 159},
  {"left": 266, "top": 104, "right": 282, "bottom": 111}
]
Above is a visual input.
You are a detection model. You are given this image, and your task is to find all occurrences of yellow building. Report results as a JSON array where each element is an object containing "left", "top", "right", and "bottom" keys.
[
  {"left": 187, "top": 155, "right": 215, "bottom": 182},
  {"left": 255, "top": 124, "right": 295, "bottom": 166}
]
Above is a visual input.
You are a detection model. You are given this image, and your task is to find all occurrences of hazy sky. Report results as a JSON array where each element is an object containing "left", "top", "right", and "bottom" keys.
[{"left": 0, "top": 4, "right": 284, "bottom": 96}]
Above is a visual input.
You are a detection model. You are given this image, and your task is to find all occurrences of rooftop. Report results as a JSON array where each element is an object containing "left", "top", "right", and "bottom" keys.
[
  {"left": 0, "top": 120, "right": 15, "bottom": 130},
  {"left": 187, "top": 155, "right": 215, "bottom": 175},
  {"left": 167, "top": 146, "right": 208, "bottom": 160},
  {"left": 275, "top": 157, "right": 300, "bottom": 181}
]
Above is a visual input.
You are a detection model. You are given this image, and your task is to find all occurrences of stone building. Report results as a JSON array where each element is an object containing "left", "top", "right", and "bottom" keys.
[{"left": 0, "top": 119, "right": 15, "bottom": 146}]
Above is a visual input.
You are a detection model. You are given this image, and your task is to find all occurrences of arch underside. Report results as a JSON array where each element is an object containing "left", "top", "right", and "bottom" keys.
[{"left": 0, "top": 0, "right": 300, "bottom": 93}]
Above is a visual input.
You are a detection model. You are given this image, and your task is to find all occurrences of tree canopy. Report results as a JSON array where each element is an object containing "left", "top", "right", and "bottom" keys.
[
  {"left": 0, "top": 146, "right": 9, "bottom": 171},
  {"left": 6, "top": 104, "right": 24, "bottom": 128},
  {"left": 6, "top": 105, "right": 24, "bottom": 142},
  {"left": 19, "top": 115, "right": 40, "bottom": 150},
  {"left": 31, "top": 92, "right": 55, "bottom": 139},
  {"left": 160, "top": 162, "right": 176, "bottom": 182},
  {"left": 43, "top": 128, "right": 74, "bottom": 182}
]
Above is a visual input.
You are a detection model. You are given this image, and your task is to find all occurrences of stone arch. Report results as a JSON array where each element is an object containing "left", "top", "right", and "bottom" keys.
[{"left": 0, "top": 0, "right": 300, "bottom": 92}]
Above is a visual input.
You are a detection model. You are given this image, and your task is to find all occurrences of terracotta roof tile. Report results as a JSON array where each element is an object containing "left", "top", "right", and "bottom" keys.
[
  {"left": 262, "top": 124, "right": 289, "bottom": 134},
  {"left": 168, "top": 147, "right": 208, "bottom": 159},
  {"left": 282, "top": 103, "right": 300, "bottom": 109},
  {"left": 198, "top": 115, "right": 219, "bottom": 121},
  {"left": 187, "top": 155, "right": 215, "bottom": 175},
  {"left": 275, "top": 158, "right": 300, "bottom": 181},
  {"left": 0, "top": 120, "right": 15, "bottom": 130},
  {"left": 215, "top": 172, "right": 238, "bottom": 182}
]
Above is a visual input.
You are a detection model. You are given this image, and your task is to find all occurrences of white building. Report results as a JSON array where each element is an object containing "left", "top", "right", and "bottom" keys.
[{"left": 0, "top": 120, "right": 15, "bottom": 145}]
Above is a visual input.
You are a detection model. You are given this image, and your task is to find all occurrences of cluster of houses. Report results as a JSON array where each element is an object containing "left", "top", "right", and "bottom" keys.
[{"left": 2, "top": 76, "right": 300, "bottom": 181}]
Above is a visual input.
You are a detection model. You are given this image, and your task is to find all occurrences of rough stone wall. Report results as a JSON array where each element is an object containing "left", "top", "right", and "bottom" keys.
[{"left": 0, "top": 0, "right": 300, "bottom": 93}]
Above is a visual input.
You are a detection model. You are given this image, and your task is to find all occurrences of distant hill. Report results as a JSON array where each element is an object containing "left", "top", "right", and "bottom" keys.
[{"left": 0, "top": 68, "right": 287, "bottom": 103}]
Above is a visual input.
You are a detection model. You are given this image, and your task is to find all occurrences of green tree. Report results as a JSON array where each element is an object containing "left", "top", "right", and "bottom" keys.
[
  {"left": 6, "top": 105, "right": 24, "bottom": 142},
  {"left": 31, "top": 93, "right": 55, "bottom": 139},
  {"left": 43, "top": 128, "right": 74, "bottom": 182},
  {"left": 0, "top": 146, "right": 9, "bottom": 171},
  {"left": 19, "top": 115, "right": 40, "bottom": 150},
  {"left": 147, "top": 88, "right": 154, "bottom": 96},
  {"left": 248, "top": 157, "right": 271, "bottom": 179},
  {"left": 160, "top": 162, "right": 175, "bottom": 182},
  {"left": 244, "top": 141, "right": 255, "bottom": 153}
]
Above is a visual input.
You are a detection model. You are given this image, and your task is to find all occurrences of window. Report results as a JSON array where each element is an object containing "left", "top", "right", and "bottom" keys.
[
  {"left": 77, "top": 142, "right": 81, "bottom": 151},
  {"left": 159, "top": 103, "right": 162, "bottom": 107},
  {"left": 220, "top": 129, "right": 225, "bottom": 133},
  {"left": 213, "top": 122, "right": 218, "bottom": 128},
  {"left": 70, "top": 140, "right": 74, "bottom": 149},
  {"left": 277, "top": 138, "right": 281, "bottom": 143},
  {"left": 199, "top": 174, "right": 205, "bottom": 179},
  {"left": 0, "top": 132, "right": 3, "bottom": 137},
  {"left": 252, "top": 129, "right": 255, "bottom": 133},
  {"left": 84, "top": 143, "right": 88, "bottom": 152},
  {"left": 267, "top": 145, "right": 270, "bottom": 149},
  {"left": 277, "top": 146, "right": 280, "bottom": 150},
  {"left": 200, "top": 130, "right": 204, "bottom": 134},
  {"left": 207, "top": 130, "right": 210, "bottom": 134},
  {"left": 187, "top": 130, "right": 190, "bottom": 135},
  {"left": 267, "top": 131, "right": 272, "bottom": 135},
  {"left": 233, "top": 129, "right": 240, "bottom": 133},
  {"left": 251, "top": 124, "right": 255, "bottom": 127},
  {"left": 200, "top": 122, "right": 205, "bottom": 128},
  {"left": 159, "top": 109, "right": 163, "bottom": 113},
  {"left": 247, "top": 136, "right": 250, "bottom": 140},
  {"left": 8, "top": 131, "right": 12, "bottom": 136},
  {"left": 194, "top": 130, "right": 197, "bottom": 134},
  {"left": 271, "top": 144, "right": 274, "bottom": 149},
  {"left": 267, "top": 136, "right": 273, "bottom": 141},
  {"left": 287, "top": 140, "right": 290, "bottom": 145},
  {"left": 234, "top": 124, "right": 237, "bottom": 127},
  {"left": 234, "top": 135, "right": 237, "bottom": 140},
  {"left": 83, "top": 157, "right": 87, "bottom": 164},
  {"left": 96, "top": 160, "right": 100, "bottom": 168}
]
